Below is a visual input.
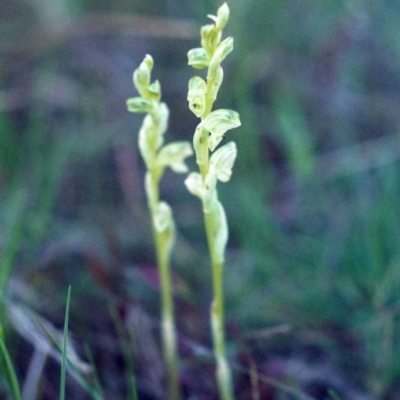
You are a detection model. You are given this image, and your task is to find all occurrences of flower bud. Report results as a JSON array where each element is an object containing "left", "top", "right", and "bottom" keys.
[
  {"left": 188, "top": 48, "right": 209, "bottom": 69},
  {"left": 133, "top": 55, "right": 153, "bottom": 98},
  {"left": 207, "top": 3, "right": 230, "bottom": 31},
  {"left": 216, "top": 3, "right": 230, "bottom": 30},
  {"left": 188, "top": 76, "right": 207, "bottom": 118}
]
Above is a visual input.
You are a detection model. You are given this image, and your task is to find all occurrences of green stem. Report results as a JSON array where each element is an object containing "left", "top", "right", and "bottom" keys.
[
  {"left": 204, "top": 211, "right": 234, "bottom": 400},
  {"left": 198, "top": 70, "right": 234, "bottom": 400},
  {"left": 149, "top": 172, "right": 181, "bottom": 400}
]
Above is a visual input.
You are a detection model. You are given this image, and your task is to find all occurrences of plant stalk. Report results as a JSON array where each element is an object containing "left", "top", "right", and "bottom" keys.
[
  {"left": 199, "top": 77, "right": 234, "bottom": 400},
  {"left": 149, "top": 173, "right": 181, "bottom": 400},
  {"left": 204, "top": 210, "right": 234, "bottom": 400}
]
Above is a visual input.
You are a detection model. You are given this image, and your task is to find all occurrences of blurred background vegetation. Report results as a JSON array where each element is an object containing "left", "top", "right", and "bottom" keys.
[{"left": 2, "top": 0, "right": 400, "bottom": 398}]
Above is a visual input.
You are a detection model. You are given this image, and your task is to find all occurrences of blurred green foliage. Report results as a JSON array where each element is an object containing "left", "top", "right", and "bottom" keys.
[{"left": 1, "top": 0, "right": 400, "bottom": 398}]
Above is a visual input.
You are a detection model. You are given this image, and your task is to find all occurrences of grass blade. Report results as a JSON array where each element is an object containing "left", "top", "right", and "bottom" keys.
[
  {"left": 60, "top": 285, "right": 71, "bottom": 400},
  {"left": 83, "top": 344, "right": 105, "bottom": 399},
  {"left": 0, "top": 335, "right": 22, "bottom": 400},
  {"left": 109, "top": 305, "right": 138, "bottom": 400},
  {"left": 35, "top": 310, "right": 104, "bottom": 400}
]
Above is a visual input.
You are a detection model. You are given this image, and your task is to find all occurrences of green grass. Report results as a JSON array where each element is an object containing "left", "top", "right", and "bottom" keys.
[{"left": 0, "top": 335, "right": 22, "bottom": 400}]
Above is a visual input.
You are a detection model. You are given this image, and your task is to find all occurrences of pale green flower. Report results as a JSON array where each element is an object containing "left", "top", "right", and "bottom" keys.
[
  {"left": 200, "top": 3, "right": 229, "bottom": 58},
  {"left": 200, "top": 24, "right": 221, "bottom": 56},
  {"left": 148, "top": 80, "right": 161, "bottom": 101},
  {"left": 184, "top": 170, "right": 219, "bottom": 215},
  {"left": 209, "top": 141, "right": 237, "bottom": 182},
  {"left": 203, "top": 171, "right": 218, "bottom": 213},
  {"left": 137, "top": 103, "right": 168, "bottom": 159},
  {"left": 153, "top": 201, "right": 173, "bottom": 233},
  {"left": 200, "top": 109, "right": 241, "bottom": 151},
  {"left": 187, "top": 48, "right": 209, "bottom": 69},
  {"left": 126, "top": 97, "right": 154, "bottom": 114},
  {"left": 209, "top": 67, "right": 224, "bottom": 102},
  {"left": 188, "top": 76, "right": 207, "bottom": 118},
  {"left": 138, "top": 108, "right": 166, "bottom": 166},
  {"left": 184, "top": 172, "right": 203, "bottom": 199},
  {"left": 154, "top": 201, "right": 176, "bottom": 264},
  {"left": 156, "top": 142, "right": 193, "bottom": 173},
  {"left": 192, "top": 125, "right": 209, "bottom": 165}
]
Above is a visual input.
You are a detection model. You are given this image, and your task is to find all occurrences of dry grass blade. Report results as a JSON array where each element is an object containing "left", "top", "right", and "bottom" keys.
[{"left": 22, "top": 346, "right": 49, "bottom": 400}]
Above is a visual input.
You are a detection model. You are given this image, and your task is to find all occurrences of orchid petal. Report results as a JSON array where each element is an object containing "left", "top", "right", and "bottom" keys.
[
  {"left": 209, "top": 141, "right": 237, "bottom": 182},
  {"left": 201, "top": 109, "right": 241, "bottom": 151},
  {"left": 184, "top": 172, "right": 203, "bottom": 199},
  {"left": 156, "top": 142, "right": 193, "bottom": 173},
  {"left": 126, "top": 97, "right": 154, "bottom": 114},
  {"left": 187, "top": 48, "right": 209, "bottom": 69}
]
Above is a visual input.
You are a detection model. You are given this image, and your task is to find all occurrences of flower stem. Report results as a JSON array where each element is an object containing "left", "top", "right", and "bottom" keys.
[
  {"left": 149, "top": 173, "right": 181, "bottom": 400},
  {"left": 157, "top": 237, "right": 181, "bottom": 400},
  {"left": 199, "top": 75, "right": 234, "bottom": 400},
  {"left": 204, "top": 210, "right": 234, "bottom": 400}
]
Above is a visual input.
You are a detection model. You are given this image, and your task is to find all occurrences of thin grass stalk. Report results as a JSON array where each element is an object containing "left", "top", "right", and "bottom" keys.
[
  {"left": 83, "top": 344, "right": 105, "bottom": 399},
  {"left": 0, "top": 335, "right": 22, "bottom": 400},
  {"left": 59, "top": 285, "right": 71, "bottom": 400},
  {"left": 36, "top": 314, "right": 104, "bottom": 400},
  {"left": 109, "top": 305, "right": 138, "bottom": 400}
]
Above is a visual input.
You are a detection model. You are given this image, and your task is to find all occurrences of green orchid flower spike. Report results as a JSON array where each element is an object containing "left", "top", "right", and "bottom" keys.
[
  {"left": 185, "top": 3, "right": 240, "bottom": 400},
  {"left": 127, "top": 54, "right": 193, "bottom": 400}
]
